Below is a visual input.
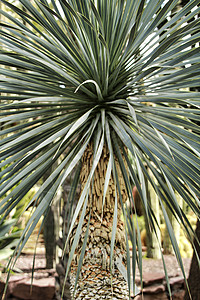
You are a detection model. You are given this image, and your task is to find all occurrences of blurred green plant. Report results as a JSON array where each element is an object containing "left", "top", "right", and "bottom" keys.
[
  {"left": 0, "top": 218, "right": 21, "bottom": 261},
  {"left": 0, "top": 160, "right": 38, "bottom": 261}
]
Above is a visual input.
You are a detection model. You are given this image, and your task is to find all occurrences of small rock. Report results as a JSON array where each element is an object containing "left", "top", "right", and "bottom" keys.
[
  {"left": 142, "top": 272, "right": 165, "bottom": 287},
  {"left": 169, "top": 276, "right": 184, "bottom": 290},
  {"left": 134, "top": 292, "right": 168, "bottom": 300},
  {"left": 9, "top": 277, "right": 55, "bottom": 300},
  {"left": 143, "top": 283, "right": 165, "bottom": 294},
  {"left": 172, "top": 289, "right": 185, "bottom": 300}
]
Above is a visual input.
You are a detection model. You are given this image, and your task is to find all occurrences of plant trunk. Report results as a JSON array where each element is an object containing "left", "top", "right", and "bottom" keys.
[
  {"left": 184, "top": 219, "right": 200, "bottom": 300},
  {"left": 69, "top": 143, "right": 129, "bottom": 299}
]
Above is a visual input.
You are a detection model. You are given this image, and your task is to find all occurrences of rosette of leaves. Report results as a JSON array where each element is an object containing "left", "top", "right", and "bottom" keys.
[{"left": 0, "top": 0, "right": 200, "bottom": 298}]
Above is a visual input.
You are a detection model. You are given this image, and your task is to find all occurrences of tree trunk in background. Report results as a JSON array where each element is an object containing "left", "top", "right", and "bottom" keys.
[
  {"left": 184, "top": 219, "right": 200, "bottom": 300},
  {"left": 145, "top": 174, "right": 161, "bottom": 259},
  {"left": 69, "top": 144, "right": 129, "bottom": 299},
  {"left": 56, "top": 169, "right": 80, "bottom": 300},
  {"left": 173, "top": 194, "right": 183, "bottom": 250},
  {"left": 43, "top": 165, "right": 60, "bottom": 269},
  {"left": 43, "top": 205, "right": 58, "bottom": 269},
  {"left": 163, "top": 195, "right": 183, "bottom": 255},
  {"left": 163, "top": 205, "right": 173, "bottom": 255}
]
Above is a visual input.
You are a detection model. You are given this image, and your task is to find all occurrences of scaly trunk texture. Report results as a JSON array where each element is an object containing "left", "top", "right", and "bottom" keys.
[{"left": 69, "top": 143, "right": 129, "bottom": 299}]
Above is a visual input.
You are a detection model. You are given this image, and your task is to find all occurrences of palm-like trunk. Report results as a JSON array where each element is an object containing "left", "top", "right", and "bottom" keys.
[{"left": 69, "top": 144, "right": 129, "bottom": 299}]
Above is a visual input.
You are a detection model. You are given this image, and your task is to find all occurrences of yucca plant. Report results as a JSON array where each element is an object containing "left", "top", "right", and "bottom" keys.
[{"left": 0, "top": 0, "right": 200, "bottom": 299}]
